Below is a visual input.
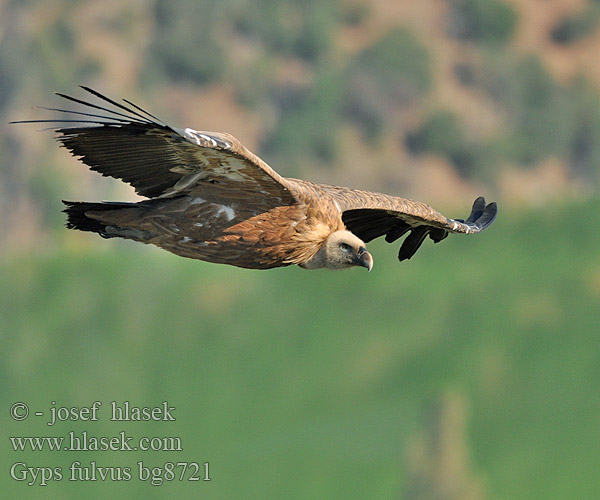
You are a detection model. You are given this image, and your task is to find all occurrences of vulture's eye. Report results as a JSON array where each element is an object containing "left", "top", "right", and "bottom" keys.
[{"left": 339, "top": 242, "right": 351, "bottom": 252}]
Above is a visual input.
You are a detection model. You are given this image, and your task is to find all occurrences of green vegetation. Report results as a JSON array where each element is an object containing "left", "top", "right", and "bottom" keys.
[
  {"left": 447, "top": 0, "right": 517, "bottom": 45},
  {"left": 2, "top": 198, "right": 599, "bottom": 499},
  {"left": 150, "top": 0, "right": 227, "bottom": 85},
  {"left": 231, "top": 0, "right": 337, "bottom": 64},
  {"left": 405, "top": 110, "right": 487, "bottom": 178},
  {"left": 481, "top": 55, "right": 600, "bottom": 184},
  {"left": 344, "top": 27, "right": 432, "bottom": 137},
  {"left": 263, "top": 69, "right": 343, "bottom": 163},
  {"left": 407, "top": 54, "right": 600, "bottom": 186}
]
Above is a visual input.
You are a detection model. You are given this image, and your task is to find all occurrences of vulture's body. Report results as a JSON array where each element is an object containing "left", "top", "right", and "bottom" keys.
[{"left": 14, "top": 87, "right": 497, "bottom": 271}]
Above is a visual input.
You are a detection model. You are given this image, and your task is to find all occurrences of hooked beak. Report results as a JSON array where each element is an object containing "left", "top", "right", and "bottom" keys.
[{"left": 357, "top": 246, "right": 373, "bottom": 272}]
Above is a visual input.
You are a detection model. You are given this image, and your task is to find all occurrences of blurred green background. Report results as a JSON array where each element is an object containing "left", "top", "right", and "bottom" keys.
[{"left": 1, "top": 0, "right": 599, "bottom": 499}]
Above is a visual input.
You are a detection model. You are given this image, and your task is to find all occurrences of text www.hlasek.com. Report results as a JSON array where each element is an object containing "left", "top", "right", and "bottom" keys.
[{"left": 10, "top": 431, "right": 182, "bottom": 452}]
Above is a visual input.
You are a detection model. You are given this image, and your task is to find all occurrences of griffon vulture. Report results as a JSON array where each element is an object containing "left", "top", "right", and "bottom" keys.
[{"left": 13, "top": 87, "right": 497, "bottom": 271}]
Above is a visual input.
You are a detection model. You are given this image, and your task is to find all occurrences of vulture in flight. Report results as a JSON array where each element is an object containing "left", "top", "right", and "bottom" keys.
[{"left": 13, "top": 87, "right": 497, "bottom": 271}]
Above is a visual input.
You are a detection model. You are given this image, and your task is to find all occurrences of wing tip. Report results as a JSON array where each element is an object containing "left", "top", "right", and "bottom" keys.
[
  {"left": 454, "top": 196, "right": 497, "bottom": 233},
  {"left": 477, "top": 198, "right": 497, "bottom": 231}
]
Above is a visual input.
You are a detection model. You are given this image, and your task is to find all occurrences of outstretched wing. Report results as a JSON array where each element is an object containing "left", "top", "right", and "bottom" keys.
[
  {"left": 321, "top": 185, "right": 497, "bottom": 261},
  {"left": 12, "top": 86, "right": 296, "bottom": 208}
]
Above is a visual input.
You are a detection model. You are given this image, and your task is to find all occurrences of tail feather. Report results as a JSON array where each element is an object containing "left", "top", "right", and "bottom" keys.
[{"left": 62, "top": 200, "right": 144, "bottom": 239}]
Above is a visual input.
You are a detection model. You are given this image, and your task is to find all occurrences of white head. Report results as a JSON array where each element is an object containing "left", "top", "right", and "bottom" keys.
[{"left": 302, "top": 230, "right": 373, "bottom": 271}]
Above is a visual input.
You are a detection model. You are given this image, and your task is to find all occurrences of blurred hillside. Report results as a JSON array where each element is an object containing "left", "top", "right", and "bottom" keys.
[{"left": 2, "top": 0, "right": 600, "bottom": 254}]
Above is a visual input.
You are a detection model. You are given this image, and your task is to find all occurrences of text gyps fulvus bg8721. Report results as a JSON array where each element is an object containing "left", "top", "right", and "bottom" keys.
[{"left": 13, "top": 87, "right": 497, "bottom": 271}]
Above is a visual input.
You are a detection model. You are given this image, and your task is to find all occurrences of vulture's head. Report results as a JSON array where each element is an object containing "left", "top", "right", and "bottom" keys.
[{"left": 303, "top": 230, "right": 373, "bottom": 271}]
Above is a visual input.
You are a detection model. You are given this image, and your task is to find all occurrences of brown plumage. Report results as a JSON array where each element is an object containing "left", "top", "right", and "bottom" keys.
[{"left": 13, "top": 87, "right": 497, "bottom": 271}]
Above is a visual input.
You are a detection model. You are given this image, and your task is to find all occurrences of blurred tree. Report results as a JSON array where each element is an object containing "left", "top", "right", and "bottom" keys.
[
  {"left": 563, "top": 78, "right": 600, "bottom": 185},
  {"left": 230, "top": 0, "right": 337, "bottom": 65},
  {"left": 344, "top": 28, "right": 432, "bottom": 138},
  {"left": 406, "top": 111, "right": 465, "bottom": 158},
  {"left": 404, "top": 392, "right": 485, "bottom": 500},
  {"left": 409, "top": 54, "right": 600, "bottom": 188},
  {"left": 447, "top": 0, "right": 517, "bottom": 46},
  {"left": 405, "top": 111, "right": 486, "bottom": 178},
  {"left": 481, "top": 54, "right": 600, "bottom": 182},
  {"left": 263, "top": 69, "right": 342, "bottom": 164},
  {"left": 550, "top": 7, "right": 600, "bottom": 45},
  {"left": 150, "top": 0, "right": 226, "bottom": 85},
  {"left": 338, "top": 0, "right": 369, "bottom": 27}
]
